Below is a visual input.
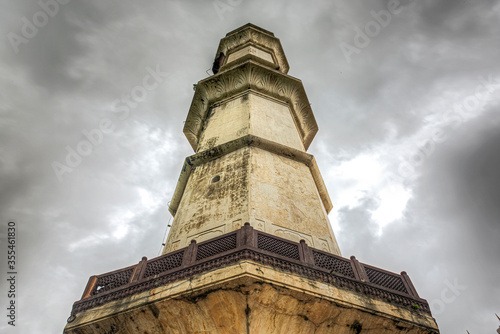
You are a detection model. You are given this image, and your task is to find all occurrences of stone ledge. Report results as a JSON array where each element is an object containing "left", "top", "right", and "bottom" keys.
[
  {"left": 168, "top": 134, "right": 332, "bottom": 216},
  {"left": 64, "top": 261, "right": 438, "bottom": 334}
]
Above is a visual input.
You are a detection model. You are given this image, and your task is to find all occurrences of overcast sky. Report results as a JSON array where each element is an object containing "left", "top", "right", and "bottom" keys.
[{"left": 0, "top": 1, "right": 499, "bottom": 333}]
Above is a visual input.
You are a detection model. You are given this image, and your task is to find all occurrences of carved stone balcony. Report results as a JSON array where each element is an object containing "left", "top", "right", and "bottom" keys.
[{"left": 68, "top": 223, "right": 434, "bottom": 325}]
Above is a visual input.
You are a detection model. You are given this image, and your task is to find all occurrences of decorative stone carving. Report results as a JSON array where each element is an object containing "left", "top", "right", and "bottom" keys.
[
  {"left": 216, "top": 23, "right": 289, "bottom": 74},
  {"left": 184, "top": 61, "right": 318, "bottom": 151}
]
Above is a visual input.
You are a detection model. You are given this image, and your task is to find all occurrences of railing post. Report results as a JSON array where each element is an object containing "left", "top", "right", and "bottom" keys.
[
  {"left": 182, "top": 240, "right": 198, "bottom": 266},
  {"left": 350, "top": 256, "right": 369, "bottom": 282},
  {"left": 240, "top": 222, "right": 255, "bottom": 247},
  {"left": 299, "top": 240, "right": 315, "bottom": 265},
  {"left": 81, "top": 275, "right": 97, "bottom": 299},
  {"left": 401, "top": 271, "right": 420, "bottom": 298},
  {"left": 130, "top": 257, "right": 148, "bottom": 283}
]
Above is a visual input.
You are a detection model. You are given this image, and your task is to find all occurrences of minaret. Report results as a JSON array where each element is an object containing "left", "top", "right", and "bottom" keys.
[
  {"left": 64, "top": 24, "right": 439, "bottom": 334},
  {"left": 164, "top": 23, "right": 340, "bottom": 256}
]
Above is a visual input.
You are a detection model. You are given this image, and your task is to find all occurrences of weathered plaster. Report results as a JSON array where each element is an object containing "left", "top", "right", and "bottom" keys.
[{"left": 165, "top": 142, "right": 339, "bottom": 255}]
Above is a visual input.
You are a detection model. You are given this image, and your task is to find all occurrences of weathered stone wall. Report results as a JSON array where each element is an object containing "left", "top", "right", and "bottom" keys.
[
  {"left": 164, "top": 145, "right": 340, "bottom": 255},
  {"left": 197, "top": 92, "right": 304, "bottom": 153},
  {"left": 249, "top": 147, "right": 340, "bottom": 254},
  {"left": 197, "top": 94, "right": 250, "bottom": 152},
  {"left": 166, "top": 88, "right": 339, "bottom": 254},
  {"left": 165, "top": 147, "right": 251, "bottom": 252},
  {"left": 248, "top": 92, "right": 304, "bottom": 151}
]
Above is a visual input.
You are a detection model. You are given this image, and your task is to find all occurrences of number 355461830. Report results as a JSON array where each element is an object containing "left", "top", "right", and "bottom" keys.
[{"left": 7, "top": 222, "right": 16, "bottom": 267}]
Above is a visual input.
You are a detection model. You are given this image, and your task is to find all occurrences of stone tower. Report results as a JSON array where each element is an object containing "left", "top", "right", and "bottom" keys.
[
  {"left": 64, "top": 24, "right": 439, "bottom": 333},
  {"left": 164, "top": 23, "right": 340, "bottom": 256}
]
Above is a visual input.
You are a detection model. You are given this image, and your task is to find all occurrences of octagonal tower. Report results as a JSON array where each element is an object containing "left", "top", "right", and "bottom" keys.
[{"left": 165, "top": 23, "right": 340, "bottom": 256}]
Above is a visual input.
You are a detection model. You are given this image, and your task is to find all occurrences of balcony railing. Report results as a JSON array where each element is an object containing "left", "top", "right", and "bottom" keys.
[{"left": 69, "top": 223, "right": 431, "bottom": 319}]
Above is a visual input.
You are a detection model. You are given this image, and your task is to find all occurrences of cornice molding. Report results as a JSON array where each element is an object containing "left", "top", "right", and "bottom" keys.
[
  {"left": 216, "top": 24, "right": 289, "bottom": 74},
  {"left": 183, "top": 61, "right": 318, "bottom": 151},
  {"left": 169, "top": 135, "right": 332, "bottom": 216}
]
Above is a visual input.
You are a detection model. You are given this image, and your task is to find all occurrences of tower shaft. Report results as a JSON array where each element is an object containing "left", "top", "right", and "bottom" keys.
[{"left": 165, "top": 24, "right": 340, "bottom": 255}]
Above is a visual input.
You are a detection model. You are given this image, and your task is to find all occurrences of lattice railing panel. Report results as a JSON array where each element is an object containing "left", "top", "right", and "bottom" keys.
[
  {"left": 93, "top": 268, "right": 134, "bottom": 295},
  {"left": 257, "top": 234, "right": 300, "bottom": 260},
  {"left": 73, "top": 226, "right": 432, "bottom": 317},
  {"left": 195, "top": 233, "right": 237, "bottom": 261},
  {"left": 143, "top": 251, "right": 184, "bottom": 279},
  {"left": 312, "top": 250, "right": 355, "bottom": 278},
  {"left": 365, "top": 267, "right": 408, "bottom": 293}
]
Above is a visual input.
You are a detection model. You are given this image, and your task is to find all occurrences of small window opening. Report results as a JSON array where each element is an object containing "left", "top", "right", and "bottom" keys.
[{"left": 212, "top": 175, "right": 221, "bottom": 183}]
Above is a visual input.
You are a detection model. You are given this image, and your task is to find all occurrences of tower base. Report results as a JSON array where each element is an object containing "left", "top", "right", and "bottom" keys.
[{"left": 64, "top": 225, "right": 438, "bottom": 333}]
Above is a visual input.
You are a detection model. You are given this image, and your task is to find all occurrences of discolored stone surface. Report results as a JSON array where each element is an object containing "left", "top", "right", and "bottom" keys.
[{"left": 65, "top": 281, "right": 437, "bottom": 334}]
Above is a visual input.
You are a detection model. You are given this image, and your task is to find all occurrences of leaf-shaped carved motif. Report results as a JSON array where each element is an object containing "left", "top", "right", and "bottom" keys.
[
  {"left": 234, "top": 67, "right": 247, "bottom": 89},
  {"left": 185, "top": 62, "right": 317, "bottom": 150},
  {"left": 276, "top": 75, "right": 297, "bottom": 98},
  {"left": 217, "top": 29, "right": 251, "bottom": 55},
  {"left": 255, "top": 71, "right": 272, "bottom": 91}
]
